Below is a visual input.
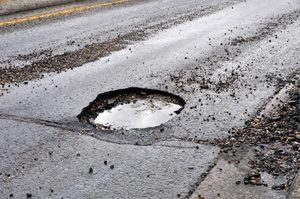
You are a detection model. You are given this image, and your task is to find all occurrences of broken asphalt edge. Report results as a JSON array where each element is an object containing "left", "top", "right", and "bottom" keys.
[
  {"left": 289, "top": 170, "right": 300, "bottom": 199},
  {"left": 287, "top": 74, "right": 300, "bottom": 199},
  {"left": 189, "top": 72, "right": 300, "bottom": 199}
]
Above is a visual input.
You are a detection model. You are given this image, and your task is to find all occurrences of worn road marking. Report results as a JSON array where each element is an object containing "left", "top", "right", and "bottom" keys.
[
  {"left": 0, "top": 0, "right": 11, "bottom": 3},
  {"left": 0, "top": 0, "right": 128, "bottom": 27}
]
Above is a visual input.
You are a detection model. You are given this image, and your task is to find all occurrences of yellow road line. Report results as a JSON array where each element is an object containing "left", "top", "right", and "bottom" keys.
[
  {"left": 0, "top": 0, "right": 128, "bottom": 27},
  {"left": 0, "top": 0, "right": 11, "bottom": 3},
  {"left": 0, "top": 0, "right": 12, "bottom": 3}
]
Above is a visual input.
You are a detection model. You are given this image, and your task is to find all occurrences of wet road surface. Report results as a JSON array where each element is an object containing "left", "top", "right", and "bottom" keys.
[{"left": 1, "top": 0, "right": 300, "bottom": 198}]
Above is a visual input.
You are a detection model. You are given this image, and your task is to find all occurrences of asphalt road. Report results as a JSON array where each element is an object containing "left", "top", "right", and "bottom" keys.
[
  {"left": 1, "top": 0, "right": 300, "bottom": 198},
  {"left": 0, "top": 0, "right": 239, "bottom": 68}
]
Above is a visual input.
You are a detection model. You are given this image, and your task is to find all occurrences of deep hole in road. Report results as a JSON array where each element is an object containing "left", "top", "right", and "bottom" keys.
[{"left": 77, "top": 87, "right": 185, "bottom": 130}]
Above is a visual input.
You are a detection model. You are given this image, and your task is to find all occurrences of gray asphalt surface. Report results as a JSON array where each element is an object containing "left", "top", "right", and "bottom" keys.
[
  {"left": 1, "top": 0, "right": 300, "bottom": 198},
  {"left": 0, "top": 0, "right": 239, "bottom": 68}
]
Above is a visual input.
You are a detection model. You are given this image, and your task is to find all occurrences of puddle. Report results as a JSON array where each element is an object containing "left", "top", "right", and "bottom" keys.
[
  {"left": 94, "top": 99, "right": 182, "bottom": 130},
  {"left": 78, "top": 87, "right": 185, "bottom": 130}
]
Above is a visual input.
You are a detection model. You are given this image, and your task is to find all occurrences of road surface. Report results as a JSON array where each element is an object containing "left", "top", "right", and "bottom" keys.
[{"left": 0, "top": 0, "right": 300, "bottom": 198}]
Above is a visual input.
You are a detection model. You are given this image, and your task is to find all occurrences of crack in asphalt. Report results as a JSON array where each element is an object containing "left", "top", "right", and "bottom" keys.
[
  {"left": 183, "top": 156, "right": 220, "bottom": 199},
  {"left": 0, "top": 113, "right": 77, "bottom": 132},
  {"left": 0, "top": 113, "right": 208, "bottom": 149}
]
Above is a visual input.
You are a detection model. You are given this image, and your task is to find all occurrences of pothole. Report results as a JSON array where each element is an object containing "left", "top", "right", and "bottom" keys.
[{"left": 77, "top": 87, "right": 185, "bottom": 130}]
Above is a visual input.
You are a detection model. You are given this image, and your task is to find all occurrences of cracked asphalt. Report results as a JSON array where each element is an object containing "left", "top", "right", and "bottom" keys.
[{"left": 0, "top": 0, "right": 300, "bottom": 198}]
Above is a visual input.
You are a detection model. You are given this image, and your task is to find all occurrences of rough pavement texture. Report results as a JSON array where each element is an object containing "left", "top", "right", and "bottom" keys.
[
  {"left": 0, "top": 0, "right": 300, "bottom": 198},
  {"left": 192, "top": 75, "right": 299, "bottom": 198},
  {"left": 289, "top": 171, "right": 300, "bottom": 199},
  {"left": 0, "top": 119, "right": 218, "bottom": 198},
  {"left": 0, "top": 0, "right": 241, "bottom": 77}
]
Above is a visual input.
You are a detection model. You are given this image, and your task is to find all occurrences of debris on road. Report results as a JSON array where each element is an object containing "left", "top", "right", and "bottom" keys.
[{"left": 211, "top": 74, "right": 300, "bottom": 189}]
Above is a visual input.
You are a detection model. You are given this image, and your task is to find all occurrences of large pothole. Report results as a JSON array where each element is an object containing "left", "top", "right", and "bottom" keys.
[{"left": 77, "top": 87, "right": 185, "bottom": 130}]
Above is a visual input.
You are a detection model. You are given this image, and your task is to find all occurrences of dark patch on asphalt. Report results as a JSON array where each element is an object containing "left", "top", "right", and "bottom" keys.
[{"left": 0, "top": 29, "right": 147, "bottom": 86}]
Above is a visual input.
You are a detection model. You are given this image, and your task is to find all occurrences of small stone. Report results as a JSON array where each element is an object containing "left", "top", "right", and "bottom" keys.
[
  {"left": 198, "top": 195, "right": 205, "bottom": 199},
  {"left": 244, "top": 171, "right": 261, "bottom": 185},
  {"left": 272, "top": 184, "right": 286, "bottom": 190},
  {"left": 248, "top": 171, "right": 260, "bottom": 178}
]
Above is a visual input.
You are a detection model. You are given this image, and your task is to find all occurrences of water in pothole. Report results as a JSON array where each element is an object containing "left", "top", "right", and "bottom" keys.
[{"left": 94, "top": 99, "right": 182, "bottom": 130}]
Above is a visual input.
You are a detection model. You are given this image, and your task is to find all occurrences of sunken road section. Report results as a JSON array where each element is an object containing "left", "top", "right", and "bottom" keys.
[{"left": 77, "top": 87, "right": 186, "bottom": 129}]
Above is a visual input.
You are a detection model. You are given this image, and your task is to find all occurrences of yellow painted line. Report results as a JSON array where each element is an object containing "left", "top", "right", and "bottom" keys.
[
  {"left": 0, "top": 0, "right": 128, "bottom": 27},
  {"left": 0, "top": 0, "right": 12, "bottom": 3}
]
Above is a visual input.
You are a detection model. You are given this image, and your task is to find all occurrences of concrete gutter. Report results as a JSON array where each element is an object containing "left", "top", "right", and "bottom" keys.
[
  {"left": 289, "top": 171, "right": 300, "bottom": 199},
  {"left": 0, "top": 0, "right": 81, "bottom": 15}
]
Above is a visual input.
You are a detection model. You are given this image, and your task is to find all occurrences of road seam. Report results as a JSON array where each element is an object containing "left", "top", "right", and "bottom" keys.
[{"left": 0, "top": 113, "right": 203, "bottom": 148}]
